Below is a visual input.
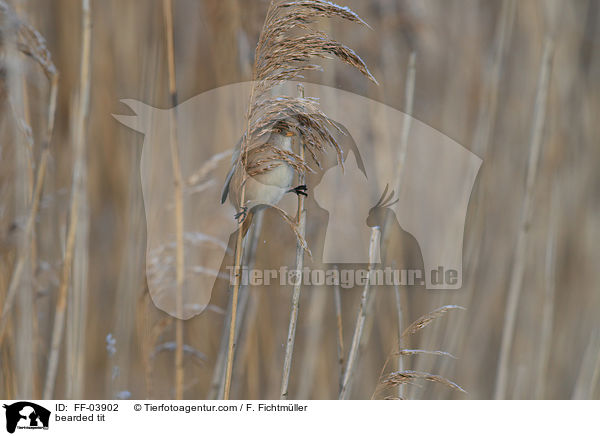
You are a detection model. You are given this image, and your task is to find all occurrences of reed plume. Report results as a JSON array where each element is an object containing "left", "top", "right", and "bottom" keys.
[
  {"left": 0, "top": 0, "right": 58, "bottom": 355},
  {"left": 239, "top": 0, "right": 377, "bottom": 188},
  {"left": 223, "top": 0, "right": 376, "bottom": 400},
  {"left": 373, "top": 306, "right": 466, "bottom": 400},
  {"left": 0, "top": 1, "right": 56, "bottom": 80}
]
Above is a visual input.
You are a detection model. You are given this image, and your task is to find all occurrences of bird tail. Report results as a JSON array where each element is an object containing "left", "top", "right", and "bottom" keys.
[{"left": 241, "top": 209, "right": 254, "bottom": 238}]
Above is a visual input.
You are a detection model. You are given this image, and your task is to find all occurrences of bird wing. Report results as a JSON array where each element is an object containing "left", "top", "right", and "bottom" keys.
[
  {"left": 221, "top": 138, "right": 242, "bottom": 204},
  {"left": 221, "top": 163, "right": 235, "bottom": 204}
]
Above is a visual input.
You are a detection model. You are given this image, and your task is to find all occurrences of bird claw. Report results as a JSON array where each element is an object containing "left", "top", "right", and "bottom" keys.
[
  {"left": 234, "top": 207, "right": 248, "bottom": 223},
  {"left": 289, "top": 184, "right": 308, "bottom": 197}
]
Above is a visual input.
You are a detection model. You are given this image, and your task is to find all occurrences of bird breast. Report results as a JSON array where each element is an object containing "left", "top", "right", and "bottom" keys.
[{"left": 231, "top": 133, "right": 295, "bottom": 209}]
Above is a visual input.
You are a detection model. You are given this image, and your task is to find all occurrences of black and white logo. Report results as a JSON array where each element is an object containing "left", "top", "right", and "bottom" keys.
[{"left": 2, "top": 402, "right": 50, "bottom": 434}]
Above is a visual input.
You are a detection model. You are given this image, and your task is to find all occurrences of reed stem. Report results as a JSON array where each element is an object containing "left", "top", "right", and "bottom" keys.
[
  {"left": 333, "top": 268, "right": 344, "bottom": 393},
  {"left": 494, "top": 36, "right": 554, "bottom": 400},
  {"left": 0, "top": 51, "right": 58, "bottom": 353},
  {"left": 339, "top": 227, "right": 380, "bottom": 400},
  {"left": 43, "top": 0, "right": 90, "bottom": 400},
  {"left": 162, "top": 0, "right": 185, "bottom": 400},
  {"left": 280, "top": 83, "right": 307, "bottom": 400},
  {"left": 223, "top": 219, "right": 244, "bottom": 400},
  {"left": 393, "top": 282, "right": 404, "bottom": 399},
  {"left": 210, "top": 211, "right": 263, "bottom": 400}
]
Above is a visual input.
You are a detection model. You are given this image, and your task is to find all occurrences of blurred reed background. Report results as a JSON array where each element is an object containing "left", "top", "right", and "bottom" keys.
[{"left": 0, "top": 0, "right": 599, "bottom": 400}]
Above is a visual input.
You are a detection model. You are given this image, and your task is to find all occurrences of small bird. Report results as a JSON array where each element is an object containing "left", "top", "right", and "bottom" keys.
[{"left": 221, "top": 125, "right": 307, "bottom": 234}]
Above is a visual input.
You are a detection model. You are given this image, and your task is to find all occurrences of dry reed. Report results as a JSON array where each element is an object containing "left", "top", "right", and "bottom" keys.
[
  {"left": 333, "top": 268, "right": 344, "bottom": 392},
  {"left": 494, "top": 35, "right": 555, "bottom": 400},
  {"left": 0, "top": 0, "right": 597, "bottom": 402},
  {"left": 382, "top": 370, "right": 466, "bottom": 394},
  {"left": 0, "top": 0, "right": 58, "bottom": 352},
  {"left": 161, "top": 0, "right": 185, "bottom": 400},
  {"left": 43, "top": 0, "right": 91, "bottom": 400},
  {"left": 373, "top": 305, "right": 464, "bottom": 400},
  {"left": 534, "top": 181, "right": 558, "bottom": 399},
  {"left": 339, "top": 227, "right": 380, "bottom": 399},
  {"left": 224, "top": 0, "right": 376, "bottom": 400},
  {"left": 279, "top": 84, "right": 307, "bottom": 400}
]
